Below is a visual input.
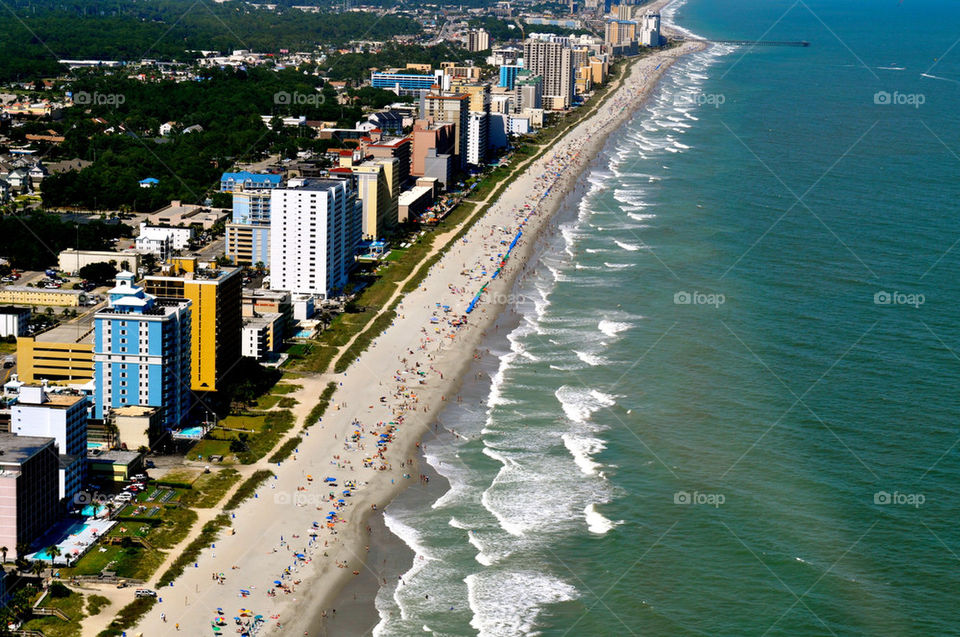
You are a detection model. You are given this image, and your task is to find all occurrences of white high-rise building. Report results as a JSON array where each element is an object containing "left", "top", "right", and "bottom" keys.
[
  {"left": 640, "top": 11, "right": 661, "bottom": 47},
  {"left": 11, "top": 384, "right": 88, "bottom": 503},
  {"left": 467, "top": 111, "right": 489, "bottom": 166},
  {"left": 269, "top": 179, "right": 361, "bottom": 298}
]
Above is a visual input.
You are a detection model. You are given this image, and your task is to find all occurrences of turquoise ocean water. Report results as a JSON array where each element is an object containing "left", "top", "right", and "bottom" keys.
[{"left": 372, "top": 1, "right": 960, "bottom": 634}]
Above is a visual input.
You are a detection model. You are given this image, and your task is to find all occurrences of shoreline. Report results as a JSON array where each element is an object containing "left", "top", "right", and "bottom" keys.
[
  {"left": 318, "top": 36, "right": 708, "bottom": 637},
  {"left": 132, "top": 27, "right": 705, "bottom": 637}
]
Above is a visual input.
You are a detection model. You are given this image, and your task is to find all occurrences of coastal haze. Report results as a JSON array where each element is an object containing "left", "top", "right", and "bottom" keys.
[{"left": 374, "top": 0, "right": 960, "bottom": 635}]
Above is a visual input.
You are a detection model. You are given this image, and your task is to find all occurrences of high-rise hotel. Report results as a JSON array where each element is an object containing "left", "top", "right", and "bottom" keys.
[
  {"left": 93, "top": 272, "right": 192, "bottom": 431},
  {"left": 269, "top": 179, "right": 362, "bottom": 298}
]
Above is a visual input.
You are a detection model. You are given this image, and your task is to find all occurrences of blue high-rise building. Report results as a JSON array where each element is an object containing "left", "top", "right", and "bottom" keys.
[
  {"left": 499, "top": 64, "right": 524, "bottom": 90},
  {"left": 226, "top": 189, "right": 272, "bottom": 266},
  {"left": 93, "top": 272, "right": 192, "bottom": 432}
]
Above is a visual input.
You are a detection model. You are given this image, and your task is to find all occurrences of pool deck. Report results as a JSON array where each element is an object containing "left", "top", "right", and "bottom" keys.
[{"left": 28, "top": 517, "right": 116, "bottom": 566}]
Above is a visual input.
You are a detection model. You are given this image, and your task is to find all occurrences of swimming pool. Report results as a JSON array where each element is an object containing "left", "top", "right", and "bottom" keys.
[
  {"left": 178, "top": 426, "right": 204, "bottom": 438},
  {"left": 32, "top": 523, "right": 89, "bottom": 561},
  {"left": 295, "top": 328, "right": 314, "bottom": 338}
]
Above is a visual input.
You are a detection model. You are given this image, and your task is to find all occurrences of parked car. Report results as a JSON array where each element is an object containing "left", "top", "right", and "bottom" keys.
[{"left": 135, "top": 589, "right": 156, "bottom": 598}]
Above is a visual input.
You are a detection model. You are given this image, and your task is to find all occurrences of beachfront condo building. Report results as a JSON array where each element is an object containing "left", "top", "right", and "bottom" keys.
[
  {"left": 10, "top": 384, "right": 88, "bottom": 504},
  {"left": 365, "top": 136, "right": 412, "bottom": 187},
  {"left": 523, "top": 37, "right": 576, "bottom": 110},
  {"left": 421, "top": 94, "right": 471, "bottom": 170},
  {"left": 640, "top": 11, "right": 662, "bottom": 47},
  {"left": 411, "top": 120, "right": 456, "bottom": 188},
  {"left": 93, "top": 272, "right": 192, "bottom": 432},
  {"left": 0, "top": 433, "right": 60, "bottom": 559},
  {"left": 226, "top": 188, "right": 272, "bottom": 266},
  {"left": 452, "top": 84, "right": 491, "bottom": 167},
  {"left": 354, "top": 159, "right": 400, "bottom": 241},
  {"left": 269, "top": 179, "right": 362, "bottom": 299},
  {"left": 143, "top": 258, "right": 243, "bottom": 394}
]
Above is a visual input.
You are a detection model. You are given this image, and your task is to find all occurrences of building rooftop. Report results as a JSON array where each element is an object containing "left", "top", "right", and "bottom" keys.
[
  {"left": 147, "top": 266, "right": 239, "bottom": 283},
  {"left": 2, "top": 285, "right": 83, "bottom": 296},
  {"left": 0, "top": 305, "right": 31, "bottom": 314},
  {"left": 244, "top": 312, "right": 283, "bottom": 328},
  {"left": 34, "top": 318, "right": 96, "bottom": 344},
  {"left": 112, "top": 405, "right": 159, "bottom": 417},
  {"left": 88, "top": 449, "right": 141, "bottom": 465},
  {"left": 0, "top": 432, "right": 56, "bottom": 466},
  {"left": 289, "top": 179, "right": 345, "bottom": 191}
]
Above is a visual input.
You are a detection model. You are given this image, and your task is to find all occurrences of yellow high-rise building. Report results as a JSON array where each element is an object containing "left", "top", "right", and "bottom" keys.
[
  {"left": 354, "top": 159, "right": 400, "bottom": 240},
  {"left": 143, "top": 258, "right": 242, "bottom": 392}
]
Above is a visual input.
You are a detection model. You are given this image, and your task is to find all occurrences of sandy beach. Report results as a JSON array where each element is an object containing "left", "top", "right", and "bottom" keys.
[{"left": 133, "top": 34, "right": 704, "bottom": 637}]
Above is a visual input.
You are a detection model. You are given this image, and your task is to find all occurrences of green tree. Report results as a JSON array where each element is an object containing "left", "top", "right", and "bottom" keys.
[{"left": 78, "top": 261, "right": 118, "bottom": 285}]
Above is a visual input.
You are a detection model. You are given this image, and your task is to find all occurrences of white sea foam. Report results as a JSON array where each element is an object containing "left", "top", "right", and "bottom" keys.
[
  {"left": 555, "top": 386, "right": 617, "bottom": 423},
  {"left": 574, "top": 350, "right": 606, "bottom": 366},
  {"left": 614, "top": 240, "right": 642, "bottom": 251},
  {"left": 561, "top": 433, "right": 606, "bottom": 476},
  {"left": 627, "top": 211, "right": 656, "bottom": 222},
  {"left": 383, "top": 511, "right": 436, "bottom": 592},
  {"left": 466, "top": 571, "right": 578, "bottom": 637},
  {"left": 604, "top": 262, "right": 635, "bottom": 269},
  {"left": 598, "top": 319, "right": 631, "bottom": 337},
  {"left": 585, "top": 503, "right": 621, "bottom": 535}
]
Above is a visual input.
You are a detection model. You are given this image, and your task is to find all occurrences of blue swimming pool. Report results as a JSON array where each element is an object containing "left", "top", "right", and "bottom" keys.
[
  {"left": 295, "top": 328, "right": 314, "bottom": 338},
  {"left": 178, "top": 426, "right": 204, "bottom": 437}
]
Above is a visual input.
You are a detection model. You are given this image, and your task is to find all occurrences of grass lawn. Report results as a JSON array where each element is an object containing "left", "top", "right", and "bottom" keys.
[
  {"left": 157, "top": 468, "right": 201, "bottom": 485},
  {"left": 186, "top": 468, "right": 241, "bottom": 508},
  {"left": 62, "top": 541, "right": 162, "bottom": 580},
  {"left": 22, "top": 590, "right": 86, "bottom": 637},
  {"left": 218, "top": 414, "right": 267, "bottom": 433},
  {"left": 254, "top": 394, "right": 281, "bottom": 409},
  {"left": 271, "top": 383, "right": 301, "bottom": 394},
  {"left": 187, "top": 438, "right": 235, "bottom": 462}
]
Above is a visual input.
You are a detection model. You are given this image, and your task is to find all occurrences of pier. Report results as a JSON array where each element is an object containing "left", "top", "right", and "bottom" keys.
[{"left": 697, "top": 39, "right": 810, "bottom": 47}]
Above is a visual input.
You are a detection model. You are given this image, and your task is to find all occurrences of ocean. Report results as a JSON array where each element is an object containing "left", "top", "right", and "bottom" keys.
[{"left": 371, "top": 0, "right": 960, "bottom": 635}]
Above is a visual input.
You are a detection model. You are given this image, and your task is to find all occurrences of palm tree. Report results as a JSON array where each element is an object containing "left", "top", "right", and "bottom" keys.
[{"left": 1, "top": 546, "right": 8, "bottom": 564}]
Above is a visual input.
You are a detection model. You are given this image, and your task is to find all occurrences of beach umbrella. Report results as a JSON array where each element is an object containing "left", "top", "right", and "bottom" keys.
[
  {"left": 324, "top": 477, "right": 336, "bottom": 482},
  {"left": 217, "top": 608, "right": 223, "bottom": 614},
  {"left": 274, "top": 580, "right": 282, "bottom": 585}
]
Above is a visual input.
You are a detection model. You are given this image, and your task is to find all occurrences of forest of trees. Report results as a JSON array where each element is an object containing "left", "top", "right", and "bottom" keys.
[
  {"left": 37, "top": 66, "right": 369, "bottom": 211},
  {"left": 0, "top": 0, "right": 422, "bottom": 82},
  {"left": 0, "top": 212, "right": 131, "bottom": 270}
]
